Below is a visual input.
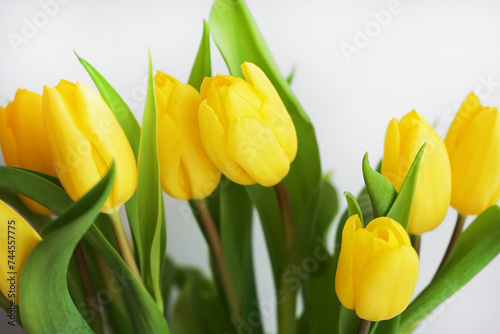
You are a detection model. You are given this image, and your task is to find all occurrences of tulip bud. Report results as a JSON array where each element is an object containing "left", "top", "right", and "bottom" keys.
[
  {"left": 198, "top": 62, "right": 297, "bottom": 187},
  {"left": 445, "top": 92, "right": 500, "bottom": 215},
  {"left": 0, "top": 89, "right": 57, "bottom": 215},
  {"left": 382, "top": 110, "right": 451, "bottom": 234},
  {"left": 42, "top": 80, "right": 137, "bottom": 212},
  {"left": 155, "top": 71, "right": 221, "bottom": 199},
  {"left": 0, "top": 200, "right": 41, "bottom": 304},
  {"left": 335, "top": 215, "right": 419, "bottom": 321}
]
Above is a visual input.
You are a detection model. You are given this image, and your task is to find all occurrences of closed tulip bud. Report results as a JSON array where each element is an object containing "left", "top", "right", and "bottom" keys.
[
  {"left": 445, "top": 92, "right": 500, "bottom": 215},
  {"left": 335, "top": 215, "right": 419, "bottom": 321},
  {"left": 155, "top": 71, "right": 221, "bottom": 199},
  {"left": 382, "top": 110, "right": 451, "bottom": 234},
  {"left": 0, "top": 89, "right": 57, "bottom": 215},
  {"left": 198, "top": 62, "right": 297, "bottom": 187},
  {"left": 43, "top": 80, "right": 137, "bottom": 212},
  {"left": 0, "top": 200, "right": 41, "bottom": 304}
]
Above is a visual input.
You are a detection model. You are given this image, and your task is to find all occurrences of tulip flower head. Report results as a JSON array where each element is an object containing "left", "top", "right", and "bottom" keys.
[
  {"left": 445, "top": 92, "right": 500, "bottom": 215},
  {"left": 335, "top": 215, "right": 419, "bottom": 321},
  {"left": 382, "top": 110, "right": 451, "bottom": 234},
  {"left": 155, "top": 71, "right": 221, "bottom": 200},
  {"left": 43, "top": 80, "right": 137, "bottom": 212},
  {"left": 198, "top": 62, "right": 297, "bottom": 187},
  {"left": 0, "top": 89, "right": 57, "bottom": 215},
  {"left": 0, "top": 200, "right": 41, "bottom": 304}
]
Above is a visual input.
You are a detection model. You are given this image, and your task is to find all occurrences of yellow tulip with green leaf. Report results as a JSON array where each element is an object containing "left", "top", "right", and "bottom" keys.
[{"left": 335, "top": 215, "right": 419, "bottom": 321}]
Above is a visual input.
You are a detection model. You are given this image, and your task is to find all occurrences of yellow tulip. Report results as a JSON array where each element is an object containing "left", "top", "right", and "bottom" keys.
[
  {"left": 0, "top": 89, "right": 57, "bottom": 215},
  {"left": 198, "top": 62, "right": 297, "bottom": 187},
  {"left": 155, "top": 71, "right": 221, "bottom": 199},
  {"left": 42, "top": 80, "right": 137, "bottom": 212},
  {"left": 335, "top": 215, "right": 419, "bottom": 321},
  {"left": 382, "top": 110, "right": 451, "bottom": 234},
  {"left": 445, "top": 92, "right": 500, "bottom": 215},
  {"left": 0, "top": 200, "right": 41, "bottom": 304}
]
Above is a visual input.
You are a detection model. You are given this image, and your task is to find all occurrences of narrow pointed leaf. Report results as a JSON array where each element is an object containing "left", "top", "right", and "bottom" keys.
[
  {"left": 386, "top": 143, "right": 426, "bottom": 229},
  {"left": 136, "top": 52, "right": 165, "bottom": 310},
  {"left": 188, "top": 20, "right": 211, "bottom": 91},
  {"left": 362, "top": 154, "right": 397, "bottom": 218},
  {"left": 344, "top": 192, "right": 364, "bottom": 226}
]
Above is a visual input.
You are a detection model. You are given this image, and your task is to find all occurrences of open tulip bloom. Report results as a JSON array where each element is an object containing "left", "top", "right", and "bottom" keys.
[{"left": 1, "top": 2, "right": 499, "bottom": 334}]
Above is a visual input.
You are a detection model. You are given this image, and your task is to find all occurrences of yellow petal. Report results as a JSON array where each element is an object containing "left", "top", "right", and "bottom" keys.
[
  {"left": 335, "top": 214, "right": 362, "bottom": 309},
  {"left": 242, "top": 62, "right": 297, "bottom": 162},
  {"left": 227, "top": 118, "right": 290, "bottom": 187},
  {"left": 449, "top": 108, "right": 500, "bottom": 214},
  {"left": 381, "top": 118, "right": 401, "bottom": 189},
  {"left": 199, "top": 100, "right": 254, "bottom": 185},
  {"left": 0, "top": 200, "right": 41, "bottom": 304},
  {"left": 354, "top": 245, "right": 419, "bottom": 321}
]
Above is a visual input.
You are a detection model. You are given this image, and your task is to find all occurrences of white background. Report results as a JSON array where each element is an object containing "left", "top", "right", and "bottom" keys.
[{"left": 1, "top": 0, "right": 500, "bottom": 333}]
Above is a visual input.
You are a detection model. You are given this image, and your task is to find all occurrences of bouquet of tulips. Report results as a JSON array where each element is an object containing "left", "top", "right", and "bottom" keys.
[{"left": 1, "top": 1, "right": 499, "bottom": 333}]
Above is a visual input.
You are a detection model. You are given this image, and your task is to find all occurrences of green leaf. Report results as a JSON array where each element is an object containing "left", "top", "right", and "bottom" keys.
[
  {"left": 209, "top": 0, "right": 322, "bottom": 287},
  {"left": 76, "top": 53, "right": 143, "bottom": 276},
  {"left": 400, "top": 206, "right": 500, "bottom": 333},
  {"left": 298, "top": 176, "right": 339, "bottom": 334},
  {"left": 386, "top": 143, "right": 426, "bottom": 229},
  {"left": 0, "top": 167, "right": 170, "bottom": 333},
  {"left": 76, "top": 53, "right": 140, "bottom": 157},
  {"left": 219, "top": 180, "right": 262, "bottom": 333},
  {"left": 286, "top": 66, "right": 296, "bottom": 85},
  {"left": 344, "top": 192, "right": 364, "bottom": 226},
  {"left": 362, "top": 153, "right": 397, "bottom": 218},
  {"left": 188, "top": 20, "right": 211, "bottom": 91},
  {"left": 20, "top": 165, "right": 115, "bottom": 334},
  {"left": 136, "top": 52, "right": 165, "bottom": 310},
  {"left": 171, "top": 269, "right": 234, "bottom": 334}
]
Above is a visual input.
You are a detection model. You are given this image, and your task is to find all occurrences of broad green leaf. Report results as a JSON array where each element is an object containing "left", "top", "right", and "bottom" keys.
[
  {"left": 136, "top": 52, "right": 165, "bottom": 310},
  {"left": 362, "top": 153, "right": 397, "bottom": 218},
  {"left": 209, "top": 0, "right": 322, "bottom": 287},
  {"left": 171, "top": 268, "right": 234, "bottom": 334},
  {"left": 386, "top": 143, "right": 426, "bottom": 229},
  {"left": 20, "top": 165, "right": 115, "bottom": 334},
  {"left": 298, "top": 176, "right": 339, "bottom": 334},
  {"left": 339, "top": 307, "right": 360, "bottom": 334},
  {"left": 0, "top": 187, "right": 52, "bottom": 232},
  {"left": 188, "top": 20, "right": 211, "bottom": 91},
  {"left": 77, "top": 54, "right": 143, "bottom": 276},
  {"left": 400, "top": 206, "right": 500, "bottom": 333},
  {"left": 0, "top": 167, "right": 170, "bottom": 333}
]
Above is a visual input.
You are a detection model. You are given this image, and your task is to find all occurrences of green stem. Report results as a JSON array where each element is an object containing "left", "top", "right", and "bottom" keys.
[
  {"left": 108, "top": 209, "right": 143, "bottom": 285},
  {"left": 194, "top": 199, "right": 240, "bottom": 325},
  {"left": 274, "top": 181, "right": 297, "bottom": 334},
  {"left": 410, "top": 234, "right": 421, "bottom": 256},
  {"left": 357, "top": 319, "right": 371, "bottom": 334},
  {"left": 274, "top": 180, "right": 294, "bottom": 251},
  {"left": 277, "top": 284, "right": 297, "bottom": 334},
  {"left": 74, "top": 244, "right": 104, "bottom": 334},
  {"left": 435, "top": 213, "right": 467, "bottom": 275}
]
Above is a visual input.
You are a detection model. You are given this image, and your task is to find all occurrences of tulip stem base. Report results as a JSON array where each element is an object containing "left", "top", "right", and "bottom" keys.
[
  {"left": 194, "top": 199, "right": 240, "bottom": 326},
  {"left": 357, "top": 319, "right": 371, "bottom": 334},
  {"left": 410, "top": 234, "right": 421, "bottom": 255},
  {"left": 436, "top": 213, "right": 467, "bottom": 275},
  {"left": 74, "top": 244, "right": 104, "bottom": 334},
  {"left": 274, "top": 181, "right": 294, "bottom": 251},
  {"left": 108, "top": 210, "right": 143, "bottom": 285}
]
